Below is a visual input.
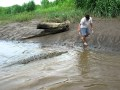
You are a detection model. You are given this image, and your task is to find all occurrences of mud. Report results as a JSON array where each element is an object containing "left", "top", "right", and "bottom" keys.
[
  {"left": 0, "top": 18, "right": 120, "bottom": 90},
  {"left": 0, "top": 18, "right": 120, "bottom": 51}
]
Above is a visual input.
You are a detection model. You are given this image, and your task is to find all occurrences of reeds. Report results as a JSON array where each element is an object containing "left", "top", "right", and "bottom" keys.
[{"left": 75, "top": 0, "right": 120, "bottom": 17}]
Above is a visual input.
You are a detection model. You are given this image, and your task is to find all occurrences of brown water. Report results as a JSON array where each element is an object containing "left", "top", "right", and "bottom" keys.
[{"left": 0, "top": 41, "right": 120, "bottom": 90}]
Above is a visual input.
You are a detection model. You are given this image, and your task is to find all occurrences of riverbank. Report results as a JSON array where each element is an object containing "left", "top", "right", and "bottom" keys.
[{"left": 0, "top": 18, "right": 120, "bottom": 52}]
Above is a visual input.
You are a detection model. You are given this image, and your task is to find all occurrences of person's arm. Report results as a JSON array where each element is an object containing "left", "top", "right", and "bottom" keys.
[{"left": 78, "top": 18, "right": 84, "bottom": 34}]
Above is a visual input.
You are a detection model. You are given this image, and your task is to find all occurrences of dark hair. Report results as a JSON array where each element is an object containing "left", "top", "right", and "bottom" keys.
[{"left": 85, "top": 15, "right": 90, "bottom": 21}]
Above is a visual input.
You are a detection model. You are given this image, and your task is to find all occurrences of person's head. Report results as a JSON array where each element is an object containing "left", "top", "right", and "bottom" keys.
[{"left": 85, "top": 14, "right": 90, "bottom": 21}]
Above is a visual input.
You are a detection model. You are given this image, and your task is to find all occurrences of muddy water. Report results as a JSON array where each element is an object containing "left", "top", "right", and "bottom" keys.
[{"left": 0, "top": 40, "right": 120, "bottom": 90}]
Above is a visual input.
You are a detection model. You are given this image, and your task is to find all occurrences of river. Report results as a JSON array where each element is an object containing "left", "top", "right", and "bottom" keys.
[{"left": 0, "top": 40, "right": 120, "bottom": 90}]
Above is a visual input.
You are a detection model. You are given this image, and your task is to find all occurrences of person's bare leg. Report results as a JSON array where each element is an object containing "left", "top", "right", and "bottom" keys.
[
  {"left": 81, "top": 36, "right": 87, "bottom": 44},
  {"left": 81, "top": 36, "right": 88, "bottom": 48}
]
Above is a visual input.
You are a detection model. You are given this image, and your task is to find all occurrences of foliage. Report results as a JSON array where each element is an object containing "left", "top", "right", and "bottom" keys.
[
  {"left": 0, "top": 1, "right": 36, "bottom": 14},
  {"left": 23, "top": 1, "right": 36, "bottom": 12},
  {"left": 35, "top": 0, "right": 80, "bottom": 22},
  {"left": 41, "top": 0, "right": 49, "bottom": 8},
  {"left": 54, "top": 0, "right": 64, "bottom": 5},
  {"left": 75, "top": 0, "right": 120, "bottom": 17},
  {"left": 0, "top": 7, "right": 7, "bottom": 14},
  {"left": 12, "top": 12, "right": 35, "bottom": 22},
  {"left": 44, "top": 9, "right": 83, "bottom": 22},
  {"left": 0, "top": 12, "right": 35, "bottom": 23},
  {"left": 94, "top": 0, "right": 120, "bottom": 17},
  {"left": 10, "top": 5, "right": 22, "bottom": 14},
  {"left": 0, "top": 0, "right": 120, "bottom": 24}
]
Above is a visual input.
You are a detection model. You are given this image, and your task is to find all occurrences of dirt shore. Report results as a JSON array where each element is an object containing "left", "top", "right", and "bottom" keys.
[{"left": 0, "top": 18, "right": 120, "bottom": 51}]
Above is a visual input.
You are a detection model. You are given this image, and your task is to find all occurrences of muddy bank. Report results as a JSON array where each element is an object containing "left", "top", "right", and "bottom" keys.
[{"left": 0, "top": 18, "right": 120, "bottom": 51}]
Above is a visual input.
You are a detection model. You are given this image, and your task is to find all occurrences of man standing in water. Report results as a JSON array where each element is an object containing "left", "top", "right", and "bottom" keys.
[{"left": 78, "top": 14, "right": 93, "bottom": 47}]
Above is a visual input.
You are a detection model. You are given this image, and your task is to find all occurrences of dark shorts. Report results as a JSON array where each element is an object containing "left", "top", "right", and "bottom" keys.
[{"left": 80, "top": 28, "right": 90, "bottom": 37}]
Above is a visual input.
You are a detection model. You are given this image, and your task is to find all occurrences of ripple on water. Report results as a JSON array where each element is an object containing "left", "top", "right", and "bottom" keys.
[
  {"left": 0, "top": 40, "right": 42, "bottom": 67},
  {"left": 0, "top": 40, "right": 120, "bottom": 90}
]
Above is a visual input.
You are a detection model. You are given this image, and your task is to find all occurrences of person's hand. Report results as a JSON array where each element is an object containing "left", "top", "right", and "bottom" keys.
[
  {"left": 91, "top": 28, "right": 94, "bottom": 34},
  {"left": 91, "top": 30, "right": 94, "bottom": 34}
]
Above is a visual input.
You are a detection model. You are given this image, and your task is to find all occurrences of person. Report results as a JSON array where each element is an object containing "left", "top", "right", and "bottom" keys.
[{"left": 78, "top": 14, "right": 93, "bottom": 47}]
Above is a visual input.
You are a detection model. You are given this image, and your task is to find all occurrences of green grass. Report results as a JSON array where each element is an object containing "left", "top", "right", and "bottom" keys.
[
  {"left": 35, "top": 4, "right": 84, "bottom": 23},
  {"left": 75, "top": 0, "right": 120, "bottom": 17},
  {"left": 0, "top": 12, "right": 35, "bottom": 22},
  {"left": 13, "top": 12, "right": 35, "bottom": 22},
  {"left": 0, "top": 8, "right": 84, "bottom": 24},
  {"left": 41, "top": 9, "right": 83, "bottom": 22},
  {"left": 0, "top": 0, "right": 82, "bottom": 24},
  {"left": 0, "top": 0, "right": 120, "bottom": 25}
]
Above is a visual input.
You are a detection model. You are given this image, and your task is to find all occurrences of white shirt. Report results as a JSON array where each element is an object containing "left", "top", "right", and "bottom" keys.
[{"left": 80, "top": 17, "right": 92, "bottom": 28}]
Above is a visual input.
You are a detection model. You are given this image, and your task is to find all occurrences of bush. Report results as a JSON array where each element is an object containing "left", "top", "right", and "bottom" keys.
[
  {"left": 75, "top": 0, "right": 120, "bottom": 17},
  {"left": 22, "top": 1, "right": 36, "bottom": 12},
  {"left": 10, "top": 5, "right": 22, "bottom": 14},
  {"left": 2, "top": 1, "right": 36, "bottom": 14},
  {"left": 94, "top": 0, "right": 119, "bottom": 17},
  {"left": 41, "top": 0, "right": 49, "bottom": 8}
]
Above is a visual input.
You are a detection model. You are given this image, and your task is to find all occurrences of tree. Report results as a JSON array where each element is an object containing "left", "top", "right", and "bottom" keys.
[
  {"left": 10, "top": 5, "right": 22, "bottom": 14},
  {"left": 41, "top": 0, "right": 49, "bottom": 8},
  {"left": 22, "top": 1, "right": 35, "bottom": 12}
]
